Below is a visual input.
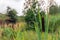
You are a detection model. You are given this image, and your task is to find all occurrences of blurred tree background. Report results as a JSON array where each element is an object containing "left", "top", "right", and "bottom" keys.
[
  {"left": 23, "top": 0, "right": 39, "bottom": 30},
  {"left": 6, "top": 7, "right": 17, "bottom": 23}
]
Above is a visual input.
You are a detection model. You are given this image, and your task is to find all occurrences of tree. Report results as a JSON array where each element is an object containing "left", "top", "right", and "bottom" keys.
[
  {"left": 48, "top": 0, "right": 58, "bottom": 14},
  {"left": 24, "top": 0, "right": 38, "bottom": 30},
  {"left": 6, "top": 7, "right": 17, "bottom": 23},
  {"left": 23, "top": 0, "right": 46, "bottom": 31},
  {"left": 49, "top": 5, "right": 58, "bottom": 15}
]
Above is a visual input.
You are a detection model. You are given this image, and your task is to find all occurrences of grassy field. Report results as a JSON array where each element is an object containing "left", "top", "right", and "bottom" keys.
[
  {"left": 0, "top": 14, "right": 60, "bottom": 40},
  {"left": 0, "top": 27, "right": 59, "bottom": 40}
]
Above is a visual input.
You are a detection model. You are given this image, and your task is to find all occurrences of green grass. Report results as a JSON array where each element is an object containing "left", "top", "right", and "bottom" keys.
[
  {"left": 0, "top": 27, "right": 59, "bottom": 40},
  {"left": 0, "top": 28, "right": 57, "bottom": 40}
]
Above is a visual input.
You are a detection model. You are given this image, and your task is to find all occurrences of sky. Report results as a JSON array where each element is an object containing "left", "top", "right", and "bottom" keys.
[
  {"left": 55, "top": 0, "right": 60, "bottom": 5},
  {"left": 0, "top": 0, "right": 25, "bottom": 16},
  {"left": 0, "top": 0, "right": 60, "bottom": 16}
]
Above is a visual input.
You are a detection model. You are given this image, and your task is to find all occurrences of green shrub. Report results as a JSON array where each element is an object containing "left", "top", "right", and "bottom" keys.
[{"left": 49, "top": 15, "right": 60, "bottom": 32}]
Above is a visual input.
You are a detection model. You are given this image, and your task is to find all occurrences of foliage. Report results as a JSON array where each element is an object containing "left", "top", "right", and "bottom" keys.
[
  {"left": 49, "top": 5, "right": 58, "bottom": 15},
  {"left": 17, "top": 16, "right": 25, "bottom": 22},
  {"left": 24, "top": 0, "right": 38, "bottom": 30},
  {"left": 6, "top": 7, "right": 17, "bottom": 23},
  {"left": 58, "top": 6, "right": 60, "bottom": 13},
  {"left": 25, "top": 9, "right": 35, "bottom": 30},
  {"left": 49, "top": 15, "right": 60, "bottom": 32}
]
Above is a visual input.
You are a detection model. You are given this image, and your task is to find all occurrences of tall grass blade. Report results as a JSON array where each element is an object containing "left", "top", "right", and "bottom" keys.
[
  {"left": 44, "top": 14, "right": 49, "bottom": 40},
  {"left": 34, "top": 22, "right": 41, "bottom": 40}
]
